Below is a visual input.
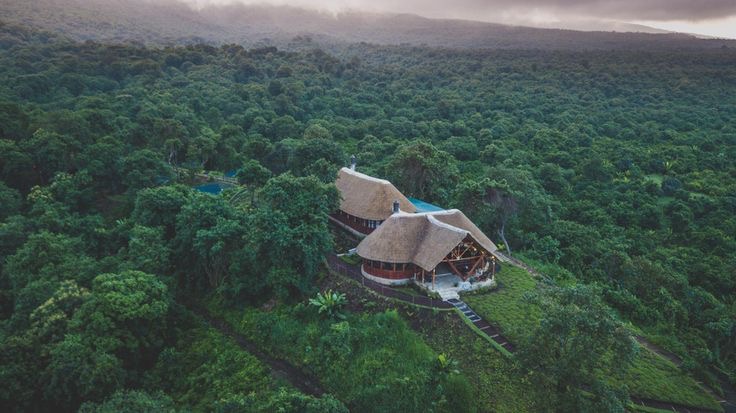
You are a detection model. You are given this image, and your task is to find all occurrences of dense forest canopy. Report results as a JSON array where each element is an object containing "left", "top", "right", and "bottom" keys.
[{"left": 0, "top": 4, "right": 735, "bottom": 412}]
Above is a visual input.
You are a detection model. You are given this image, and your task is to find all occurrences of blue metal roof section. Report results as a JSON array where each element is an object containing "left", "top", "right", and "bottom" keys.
[{"left": 408, "top": 197, "right": 445, "bottom": 213}]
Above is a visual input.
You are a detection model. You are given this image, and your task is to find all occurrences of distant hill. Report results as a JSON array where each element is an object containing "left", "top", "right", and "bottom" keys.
[{"left": 1, "top": 0, "right": 735, "bottom": 50}]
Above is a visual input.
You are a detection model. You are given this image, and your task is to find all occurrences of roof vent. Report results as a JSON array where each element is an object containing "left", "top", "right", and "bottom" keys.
[
  {"left": 392, "top": 200, "right": 400, "bottom": 214},
  {"left": 350, "top": 154, "right": 356, "bottom": 170}
]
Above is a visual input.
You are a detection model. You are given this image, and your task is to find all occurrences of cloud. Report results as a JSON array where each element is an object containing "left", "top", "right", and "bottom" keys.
[{"left": 183, "top": 0, "right": 736, "bottom": 22}]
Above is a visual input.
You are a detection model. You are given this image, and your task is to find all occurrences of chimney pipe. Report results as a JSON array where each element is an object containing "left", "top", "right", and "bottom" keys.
[
  {"left": 350, "top": 154, "right": 356, "bottom": 170},
  {"left": 392, "top": 200, "right": 400, "bottom": 214}
]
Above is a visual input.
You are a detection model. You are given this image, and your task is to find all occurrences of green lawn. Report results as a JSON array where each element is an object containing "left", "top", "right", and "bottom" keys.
[
  {"left": 464, "top": 265, "right": 722, "bottom": 412},
  {"left": 464, "top": 265, "right": 541, "bottom": 341}
]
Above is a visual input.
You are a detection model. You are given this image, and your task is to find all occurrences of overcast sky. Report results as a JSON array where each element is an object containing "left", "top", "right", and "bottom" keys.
[{"left": 183, "top": 0, "right": 736, "bottom": 38}]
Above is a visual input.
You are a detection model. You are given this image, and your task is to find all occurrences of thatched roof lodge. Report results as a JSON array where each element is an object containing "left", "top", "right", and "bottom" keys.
[
  {"left": 356, "top": 209, "right": 501, "bottom": 285},
  {"left": 331, "top": 164, "right": 416, "bottom": 235}
]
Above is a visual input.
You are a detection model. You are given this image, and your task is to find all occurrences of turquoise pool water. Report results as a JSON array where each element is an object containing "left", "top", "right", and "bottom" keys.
[
  {"left": 195, "top": 182, "right": 233, "bottom": 195},
  {"left": 408, "top": 197, "right": 445, "bottom": 213}
]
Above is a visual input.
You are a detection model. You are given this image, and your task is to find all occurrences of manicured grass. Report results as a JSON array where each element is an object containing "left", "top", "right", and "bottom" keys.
[
  {"left": 464, "top": 265, "right": 541, "bottom": 341},
  {"left": 464, "top": 264, "right": 722, "bottom": 412}
]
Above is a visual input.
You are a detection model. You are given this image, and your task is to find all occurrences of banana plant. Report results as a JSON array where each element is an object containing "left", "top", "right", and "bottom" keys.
[{"left": 309, "top": 289, "right": 347, "bottom": 320}]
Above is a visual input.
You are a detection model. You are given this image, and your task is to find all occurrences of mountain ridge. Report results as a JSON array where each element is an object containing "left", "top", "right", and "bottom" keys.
[{"left": 1, "top": 0, "right": 734, "bottom": 50}]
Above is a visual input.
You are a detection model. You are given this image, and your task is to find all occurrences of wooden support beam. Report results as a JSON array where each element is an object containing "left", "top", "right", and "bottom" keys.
[
  {"left": 447, "top": 260, "right": 464, "bottom": 279},
  {"left": 444, "top": 254, "right": 483, "bottom": 262},
  {"left": 467, "top": 256, "right": 484, "bottom": 275},
  {"left": 459, "top": 244, "right": 472, "bottom": 258},
  {"left": 432, "top": 269, "right": 436, "bottom": 290}
]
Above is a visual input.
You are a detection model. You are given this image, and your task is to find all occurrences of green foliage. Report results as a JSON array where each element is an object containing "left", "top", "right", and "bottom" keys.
[
  {"left": 0, "top": 181, "right": 21, "bottom": 219},
  {"left": 516, "top": 285, "right": 637, "bottom": 412},
  {"left": 78, "top": 390, "right": 177, "bottom": 413},
  {"left": 216, "top": 303, "right": 475, "bottom": 413},
  {"left": 1, "top": 19, "right": 734, "bottom": 412},
  {"left": 120, "top": 149, "right": 172, "bottom": 192},
  {"left": 246, "top": 174, "right": 338, "bottom": 298},
  {"left": 309, "top": 289, "right": 347, "bottom": 320},
  {"left": 465, "top": 266, "right": 723, "bottom": 411},
  {"left": 237, "top": 159, "right": 272, "bottom": 187},
  {"left": 145, "top": 323, "right": 347, "bottom": 413},
  {"left": 387, "top": 140, "right": 458, "bottom": 204}
]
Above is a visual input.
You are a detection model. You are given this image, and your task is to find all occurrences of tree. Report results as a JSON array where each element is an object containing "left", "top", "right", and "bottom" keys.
[
  {"left": 517, "top": 285, "right": 637, "bottom": 412},
  {"left": 19, "top": 129, "right": 79, "bottom": 184},
  {"left": 486, "top": 182, "right": 518, "bottom": 255},
  {"left": 79, "top": 136, "right": 125, "bottom": 193},
  {"left": 79, "top": 390, "right": 177, "bottom": 413},
  {"left": 0, "top": 180, "right": 21, "bottom": 220},
  {"left": 291, "top": 139, "right": 344, "bottom": 176},
  {"left": 303, "top": 123, "right": 332, "bottom": 140},
  {"left": 237, "top": 159, "right": 271, "bottom": 188},
  {"left": 247, "top": 174, "right": 338, "bottom": 298},
  {"left": 71, "top": 271, "right": 170, "bottom": 355},
  {"left": 131, "top": 185, "right": 194, "bottom": 239},
  {"left": 304, "top": 158, "right": 340, "bottom": 183},
  {"left": 172, "top": 192, "right": 247, "bottom": 289},
  {"left": 387, "top": 140, "right": 458, "bottom": 204},
  {"left": 186, "top": 127, "right": 219, "bottom": 169},
  {"left": 120, "top": 225, "right": 170, "bottom": 276},
  {"left": 119, "top": 149, "right": 171, "bottom": 193},
  {"left": 0, "top": 139, "right": 36, "bottom": 190},
  {"left": 44, "top": 334, "right": 126, "bottom": 407}
]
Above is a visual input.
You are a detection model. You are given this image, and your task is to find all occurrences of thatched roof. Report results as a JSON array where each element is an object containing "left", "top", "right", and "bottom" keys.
[
  {"left": 335, "top": 167, "right": 416, "bottom": 220},
  {"left": 356, "top": 209, "right": 499, "bottom": 271}
]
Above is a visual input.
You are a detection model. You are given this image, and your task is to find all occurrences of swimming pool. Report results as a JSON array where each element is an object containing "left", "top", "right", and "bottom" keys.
[
  {"left": 195, "top": 182, "right": 233, "bottom": 195},
  {"left": 408, "top": 197, "right": 445, "bottom": 213}
]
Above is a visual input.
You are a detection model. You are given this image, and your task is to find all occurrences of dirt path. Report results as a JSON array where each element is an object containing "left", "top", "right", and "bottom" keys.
[{"left": 191, "top": 306, "right": 327, "bottom": 398}]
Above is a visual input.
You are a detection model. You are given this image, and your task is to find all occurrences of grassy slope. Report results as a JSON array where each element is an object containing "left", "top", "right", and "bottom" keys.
[
  {"left": 207, "top": 299, "right": 473, "bottom": 413},
  {"left": 463, "top": 265, "right": 722, "bottom": 411},
  {"left": 415, "top": 310, "right": 535, "bottom": 412},
  {"left": 146, "top": 325, "right": 282, "bottom": 411}
]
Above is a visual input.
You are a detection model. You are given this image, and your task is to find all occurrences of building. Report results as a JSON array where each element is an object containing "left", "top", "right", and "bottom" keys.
[
  {"left": 356, "top": 208, "right": 501, "bottom": 286},
  {"left": 330, "top": 161, "right": 416, "bottom": 235}
]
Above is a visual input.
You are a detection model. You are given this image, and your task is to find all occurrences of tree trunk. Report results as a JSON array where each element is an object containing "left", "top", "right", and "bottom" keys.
[{"left": 498, "top": 221, "right": 512, "bottom": 256}]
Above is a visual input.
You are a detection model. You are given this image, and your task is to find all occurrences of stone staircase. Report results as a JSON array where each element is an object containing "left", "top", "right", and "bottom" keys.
[{"left": 446, "top": 298, "right": 515, "bottom": 352}]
